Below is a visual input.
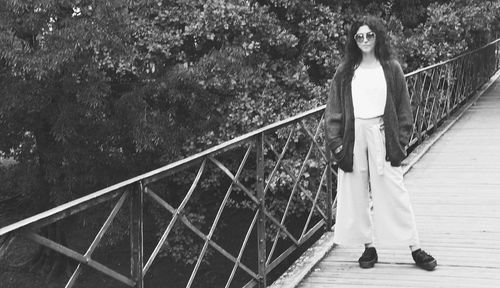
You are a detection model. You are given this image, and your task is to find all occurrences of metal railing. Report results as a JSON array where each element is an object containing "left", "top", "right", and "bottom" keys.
[
  {"left": 1, "top": 38, "right": 499, "bottom": 288},
  {"left": 406, "top": 39, "right": 500, "bottom": 147}
]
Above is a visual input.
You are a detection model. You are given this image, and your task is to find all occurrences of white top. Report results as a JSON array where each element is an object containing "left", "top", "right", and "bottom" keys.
[{"left": 351, "top": 64, "right": 387, "bottom": 119}]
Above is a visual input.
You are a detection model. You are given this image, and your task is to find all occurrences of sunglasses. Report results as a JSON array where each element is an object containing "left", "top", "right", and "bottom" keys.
[{"left": 354, "top": 31, "right": 376, "bottom": 43}]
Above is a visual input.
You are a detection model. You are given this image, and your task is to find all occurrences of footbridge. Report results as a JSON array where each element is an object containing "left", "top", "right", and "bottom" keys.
[{"left": 1, "top": 39, "right": 499, "bottom": 288}]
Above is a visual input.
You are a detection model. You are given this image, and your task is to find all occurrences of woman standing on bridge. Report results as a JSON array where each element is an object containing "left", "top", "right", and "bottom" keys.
[{"left": 325, "top": 15, "right": 437, "bottom": 271}]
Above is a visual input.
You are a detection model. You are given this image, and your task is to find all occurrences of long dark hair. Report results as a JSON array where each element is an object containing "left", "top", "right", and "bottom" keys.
[{"left": 343, "top": 16, "right": 394, "bottom": 81}]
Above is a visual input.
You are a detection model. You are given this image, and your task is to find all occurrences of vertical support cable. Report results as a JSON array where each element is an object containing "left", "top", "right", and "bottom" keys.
[
  {"left": 325, "top": 145, "right": 333, "bottom": 231},
  {"left": 131, "top": 182, "right": 144, "bottom": 288},
  {"left": 255, "top": 132, "right": 267, "bottom": 288}
]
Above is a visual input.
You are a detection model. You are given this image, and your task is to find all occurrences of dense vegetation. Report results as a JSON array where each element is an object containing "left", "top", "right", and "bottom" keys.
[{"left": 1, "top": 0, "right": 499, "bottom": 284}]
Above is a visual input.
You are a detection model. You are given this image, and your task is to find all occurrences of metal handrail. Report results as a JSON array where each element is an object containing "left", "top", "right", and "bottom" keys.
[
  {"left": 0, "top": 105, "right": 325, "bottom": 236},
  {"left": 405, "top": 38, "right": 500, "bottom": 77},
  {"left": 406, "top": 39, "right": 499, "bottom": 147},
  {"left": 1, "top": 38, "right": 499, "bottom": 288}
]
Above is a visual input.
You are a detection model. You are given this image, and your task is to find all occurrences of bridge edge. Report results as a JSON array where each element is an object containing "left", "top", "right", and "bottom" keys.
[{"left": 268, "top": 68, "right": 500, "bottom": 288}]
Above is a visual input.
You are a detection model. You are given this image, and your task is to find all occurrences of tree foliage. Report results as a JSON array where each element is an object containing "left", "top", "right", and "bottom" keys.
[
  {"left": 1, "top": 0, "right": 499, "bottom": 273},
  {"left": 394, "top": 0, "right": 500, "bottom": 71}
]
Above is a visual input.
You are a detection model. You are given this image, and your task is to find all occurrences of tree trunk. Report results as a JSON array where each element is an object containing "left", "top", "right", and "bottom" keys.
[{"left": 29, "top": 119, "right": 73, "bottom": 281}]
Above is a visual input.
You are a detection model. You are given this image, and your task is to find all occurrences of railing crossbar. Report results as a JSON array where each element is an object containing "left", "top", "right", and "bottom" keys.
[
  {"left": 142, "top": 187, "right": 178, "bottom": 275},
  {"left": 1, "top": 38, "right": 498, "bottom": 288},
  {"left": 405, "top": 38, "right": 500, "bottom": 77},
  {"left": 25, "top": 232, "right": 135, "bottom": 286},
  {"left": 211, "top": 154, "right": 300, "bottom": 246},
  {"left": 427, "top": 66, "right": 443, "bottom": 128},
  {"left": 145, "top": 186, "right": 260, "bottom": 281},
  {"left": 265, "top": 116, "right": 326, "bottom": 265},
  {"left": 0, "top": 189, "right": 124, "bottom": 236},
  {"left": 299, "top": 119, "right": 327, "bottom": 160},
  {"left": 66, "top": 191, "right": 129, "bottom": 288},
  {"left": 266, "top": 220, "right": 325, "bottom": 273},
  {"left": 263, "top": 128, "right": 295, "bottom": 196},
  {"left": 186, "top": 148, "right": 253, "bottom": 288},
  {"left": 224, "top": 212, "right": 259, "bottom": 288},
  {"left": 142, "top": 159, "right": 206, "bottom": 275},
  {"left": 266, "top": 141, "right": 328, "bottom": 221},
  {"left": 300, "top": 166, "right": 328, "bottom": 240}
]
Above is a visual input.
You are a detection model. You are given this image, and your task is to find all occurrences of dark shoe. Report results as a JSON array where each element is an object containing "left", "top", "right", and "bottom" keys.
[
  {"left": 412, "top": 249, "right": 437, "bottom": 271},
  {"left": 358, "top": 247, "right": 378, "bottom": 268}
]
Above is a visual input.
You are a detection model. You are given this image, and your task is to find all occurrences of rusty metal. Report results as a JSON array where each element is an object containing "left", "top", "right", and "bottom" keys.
[
  {"left": 255, "top": 132, "right": 267, "bottom": 288},
  {"left": 145, "top": 186, "right": 260, "bottom": 281},
  {"left": 25, "top": 232, "right": 135, "bottom": 286},
  {"left": 265, "top": 117, "right": 327, "bottom": 266},
  {"left": 325, "top": 146, "right": 333, "bottom": 230},
  {"left": 186, "top": 147, "right": 253, "bottom": 288},
  {"left": 300, "top": 167, "right": 328, "bottom": 239},
  {"left": 142, "top": 159, "right": 206, "bottom": 275},
  {"left": 130, "top": 183, "right": 144, "bottom": 288},
  {"left": 264, "top": 137, "right": 328, "bottom": 221},
  {"left": 224, "top": 212, "right": 258, "bottom": 288},
  {"left": 405, "top": 39, "right": 500, "bottom": 145},
  {"left": 66, "top": 191, "right": 129, "bottom": 288}
]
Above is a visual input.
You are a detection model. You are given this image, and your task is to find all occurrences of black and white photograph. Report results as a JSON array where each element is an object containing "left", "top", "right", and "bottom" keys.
[{"left": 1, "top": 0, "right": 499, "bottom": 287}]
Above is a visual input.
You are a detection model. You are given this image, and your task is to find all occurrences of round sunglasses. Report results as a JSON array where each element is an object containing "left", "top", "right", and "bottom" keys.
[{"left": 354, "top": 31, "right": 376, "bottom": 43}]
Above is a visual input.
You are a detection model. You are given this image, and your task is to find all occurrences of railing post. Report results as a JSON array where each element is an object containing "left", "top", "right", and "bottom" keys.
[
  {"left": 130, "top": 182, "right": 144, "bottom": 288},
  {"left": 445, "top": 63, "right": 453, "bottom": 116},
  {"left": 256, "top": 132, "right": 267, "bottom": 287},
  {"left": 413, "top": 74, "right": 425, "bottom": 144},
  {"left": 325, "top": 147, "right": 333, "bottom": 231},
  {"left": 497, "top": 41, "right": 500, "bottom": 71}
]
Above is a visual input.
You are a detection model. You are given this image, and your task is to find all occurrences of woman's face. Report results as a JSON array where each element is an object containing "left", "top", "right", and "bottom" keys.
[{"left": 354, "top": 25, "right": 376, "bottom": 55}]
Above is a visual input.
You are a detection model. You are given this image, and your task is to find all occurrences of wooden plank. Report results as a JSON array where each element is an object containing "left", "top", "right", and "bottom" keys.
[{"left": 300, "top": 264, "right": 500, "bottom": 287}]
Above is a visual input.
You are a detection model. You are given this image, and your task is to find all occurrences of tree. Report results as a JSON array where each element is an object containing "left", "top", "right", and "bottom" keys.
[
  {"left": 1, "top": 0, "right": 499, "bottom": 284},
  {"left": 0, "top": 0, "right": 341, "bottom": 278},
  {"left": 392, "top": 0, "right": 500, "bottom": 71},
  {"left": 0, "top": 0, "right": 147, "bottom": 279}
]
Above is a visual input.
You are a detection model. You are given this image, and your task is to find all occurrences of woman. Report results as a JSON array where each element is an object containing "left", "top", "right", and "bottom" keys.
[{"left": 325, "top": 15, "right": 437, "bottom": 271}]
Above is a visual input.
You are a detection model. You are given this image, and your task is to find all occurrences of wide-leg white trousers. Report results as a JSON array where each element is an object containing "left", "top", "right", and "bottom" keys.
[{"left": 333, "top": 117, "right": 420, "bottom": 247}]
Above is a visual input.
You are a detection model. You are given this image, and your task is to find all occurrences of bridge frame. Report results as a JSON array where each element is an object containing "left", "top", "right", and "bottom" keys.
[{"left": 1, "top": 39, "right": 499, "bottom": 288}]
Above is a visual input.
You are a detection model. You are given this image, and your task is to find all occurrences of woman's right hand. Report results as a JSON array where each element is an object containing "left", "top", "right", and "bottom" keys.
[{"left": 334, "top": 145, "right": 343, "bottom": 154}]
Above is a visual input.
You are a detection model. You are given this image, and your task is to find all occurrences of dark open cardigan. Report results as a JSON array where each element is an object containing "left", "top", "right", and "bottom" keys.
[{"left": 324, "top": 59, "right": 413, "bottom": 172}]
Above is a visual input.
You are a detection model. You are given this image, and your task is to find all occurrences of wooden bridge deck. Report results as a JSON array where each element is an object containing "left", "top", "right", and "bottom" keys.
[{"left": 296, "top": 78, "right": 500, "bottom": 288}]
